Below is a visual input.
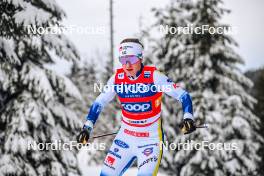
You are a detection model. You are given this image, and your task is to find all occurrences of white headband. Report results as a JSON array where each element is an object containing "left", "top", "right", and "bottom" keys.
[{"left": 119, "top": 42, "right": 143, "bottom": 58}]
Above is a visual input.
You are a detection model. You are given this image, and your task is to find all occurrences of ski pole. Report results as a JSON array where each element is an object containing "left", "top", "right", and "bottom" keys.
[
  {"left": 90, "top": 124, "right": 209, "bottom": 139},
  {"left": 92, "top": 132, "right": 118, "bottom": 139}
]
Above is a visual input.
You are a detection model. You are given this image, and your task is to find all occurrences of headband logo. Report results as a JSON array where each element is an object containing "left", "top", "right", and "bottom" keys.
[{"left": 119, "top": 45, "right": 133, "bottom": 52}]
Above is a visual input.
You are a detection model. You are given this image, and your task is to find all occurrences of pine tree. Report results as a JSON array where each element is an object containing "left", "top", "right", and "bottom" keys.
[
  {"left": 67, "top": 60, "right": 98, "bottom": 118},
  {"left": 67, "top": 60, "right": 102, "bottom": 171},
  {"left": 0, "top": 0, "right": 82, "bottom": 175},
  {"left": 87, "top": 57, "right": 121, "bottom": 165},
  {"left": 143, "top": 0, "right": 262, "bottom": 175},
  {"left": 67, "top": 57, "right": 120, "bottom": 167},
  {"left": 245, "top": 67, "right": 264, "bottom": 175}
]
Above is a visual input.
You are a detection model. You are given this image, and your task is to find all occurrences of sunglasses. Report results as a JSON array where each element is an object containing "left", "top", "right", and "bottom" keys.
[{"left": 119, "top": 55, "right": 140, "bottom": 65}]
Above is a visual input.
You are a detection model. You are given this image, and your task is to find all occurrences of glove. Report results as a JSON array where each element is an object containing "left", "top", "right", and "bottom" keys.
[
  {"left": 179, "top": 118, "right": 196, "bottom": 134},
  {"left": 77, "top": 120, "right": 93, "bottom": 144}
]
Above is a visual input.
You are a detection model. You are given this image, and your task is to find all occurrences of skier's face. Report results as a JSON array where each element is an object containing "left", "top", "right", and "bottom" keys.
[{"left": 122, "top": 58, "right": 142, "bottom": 77}]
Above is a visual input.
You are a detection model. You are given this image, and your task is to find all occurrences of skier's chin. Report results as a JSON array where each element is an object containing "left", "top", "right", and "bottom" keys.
[{"left": 125, "top": 69, "right": 134, "bottom": 75}]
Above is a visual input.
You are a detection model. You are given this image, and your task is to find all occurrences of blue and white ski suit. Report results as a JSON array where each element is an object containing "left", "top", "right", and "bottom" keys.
[{"left": 86, "top": 65, "right": 193, "bottom": 176}]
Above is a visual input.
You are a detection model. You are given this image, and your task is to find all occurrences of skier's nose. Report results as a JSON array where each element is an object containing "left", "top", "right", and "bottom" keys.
[{"left": 125, "top": 61, "right": 132, "bottom": 67}]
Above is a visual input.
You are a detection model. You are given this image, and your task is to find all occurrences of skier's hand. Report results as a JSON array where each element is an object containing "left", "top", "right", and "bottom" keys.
[
  {"left": 179, "top": 118, "right": 196, "bottom": 134},
  {"left": 77, "top": 120, "right": 93, "bottom": 144}
]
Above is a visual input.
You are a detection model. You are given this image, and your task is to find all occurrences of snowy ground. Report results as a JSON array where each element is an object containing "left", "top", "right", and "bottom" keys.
[{"left": 81, "top": 166, "right": 167, "bottom": 176}]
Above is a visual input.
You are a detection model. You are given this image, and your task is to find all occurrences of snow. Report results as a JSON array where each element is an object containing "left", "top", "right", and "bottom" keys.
[
  {"left": 225, "top": 159, "right": 240, "bottom": 174},
  {"left": 0, "top": 38, "right": 20, "bottom": 65},
  {"left": 0, "top": 0, "right": 83, "bottom": 175},
  {"left": 38, "top": 0, "right": 65, "bottom": 15},
  {"left": 0, "top": 155, "right": 18, "bottom": 175},
  {"left": 45, "top": 69, "right": 82, "bottom": 100},
  {"left": 80, "top": 166, "right": 167, "bottom": 176},
  {"left": 21, "top": 62, "right": 54, "bottom": 102},
  {"left": 140, "top": 0, "right": 262, "bottom": 175},
  {"left": 0, "top": 0, "right": 262, "bottom": 175},
  {"left": 14, "top": 2, "right": 52, "bottom": 26},
  {"left": 60, "top": 74, "right": 82, "bottom": 100},
  {"left": 43, "top": 34, "right": 79, "bottom": 61}
]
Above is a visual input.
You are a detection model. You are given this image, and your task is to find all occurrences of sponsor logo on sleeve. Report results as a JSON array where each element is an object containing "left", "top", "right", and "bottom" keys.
[
  {"left": 142, "top": 147, "right": 154, "bottom": 156},
  {"left": 138, "top": 156, "right": 158, "bottom": 168},
  {"left": 108, "top": 149, "right": 122, "bottom": 159},
  {"left": 173, "top": 83, "right": 180, "bottom": 89},
  {"left": 114, "top": 139, "right": 129, "bottom": 149},
  {"left": 114, "top": 148, "right": 119, "bottom": 152},
  {"left": 104, "top": 155, "right": 116, "bottom": 170},
  {"left": 167, "top": 78, "right": 173, "bottom": 83},
  {"left": 138, "top": 143, "right": 158, "bottom": 148},
  {"left": 106, "top": 156, "right": 115, "bottom": 166}
]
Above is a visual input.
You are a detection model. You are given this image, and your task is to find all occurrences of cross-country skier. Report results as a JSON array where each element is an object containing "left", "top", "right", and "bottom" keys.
[{"left": 77, "top": 38, "right": 196, "bottom": 176}]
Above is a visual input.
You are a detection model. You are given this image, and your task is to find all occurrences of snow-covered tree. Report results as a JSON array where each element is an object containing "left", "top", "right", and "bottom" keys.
[
  {"left": 0, "top": 0, "right": 82, "bottom": 175},
  {"left": 67, "top": 56, "right": 120, "bottom": 167},
  {"left": 87, "top": 57, "right": 121, "bottom": 165},
  {"left": 142, "top": 0, "right": 262, "bottom": 175},
  {"left": 245, "top": 67, "right": 264, "bottom": 175},
  {"left": 67, "top": 60, "right": 98, "bottom": 118}
]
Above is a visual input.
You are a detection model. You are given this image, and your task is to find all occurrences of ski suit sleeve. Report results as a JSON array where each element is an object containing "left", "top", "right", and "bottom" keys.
[
  {"left": 153, "top": 70, "right": 194, "bottom": 120},
  {"left": 86, "top": 75, "right": 116, "bottom": 124}
]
